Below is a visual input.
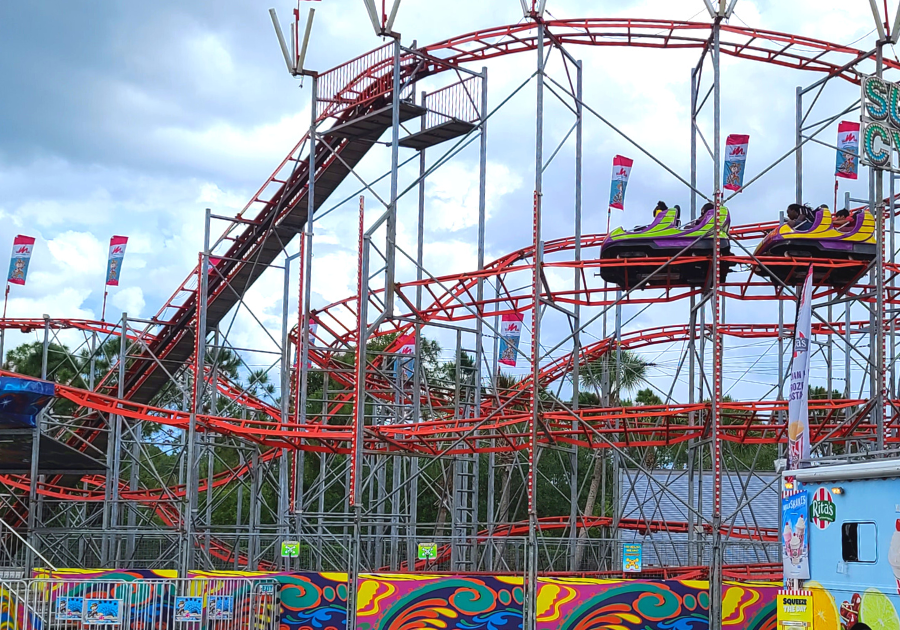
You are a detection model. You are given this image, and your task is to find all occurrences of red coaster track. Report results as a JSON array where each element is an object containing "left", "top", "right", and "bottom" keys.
[{"left": 3, "top": 17, "right": 892, "bottom": 575}]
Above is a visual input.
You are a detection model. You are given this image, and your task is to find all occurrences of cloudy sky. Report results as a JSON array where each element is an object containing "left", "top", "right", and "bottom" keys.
[{"left": 0, "top": 0, "right": 894, "bottom": 400}]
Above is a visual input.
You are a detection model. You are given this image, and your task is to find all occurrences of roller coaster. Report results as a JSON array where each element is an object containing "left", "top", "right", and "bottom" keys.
[{"left": 1, "top": 4, "right": 898, "bottom": 613}]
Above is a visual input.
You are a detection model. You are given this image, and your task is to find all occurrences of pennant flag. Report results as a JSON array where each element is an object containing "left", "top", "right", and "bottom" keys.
[
  {"left": 835, "top": 121, "right": 860, "bottom": 180},
  {"left": 608, "top": 155, "right": 633, "bottom": 211},
  {"left": 498, "top": 313, "right": 525, "bottom": 367},
  {"left": 723, "top": 134, "right": 750, "bottom": 192},
  {"left": 396, "top": 334, "right": 416, "bottom": 380},
  {"left": 105, "top": 236, "right": 128, "bottom": 286},
  {"left": 787, "top": 266, "right": 813, "bottom": 469},
  {"left": 7, "top": 235, "right": 35, "bottom": 286},
  {"left": 208, "top": 257, "right": 221, "bottom": 275}
]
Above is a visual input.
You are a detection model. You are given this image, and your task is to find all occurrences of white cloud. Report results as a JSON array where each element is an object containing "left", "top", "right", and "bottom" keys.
[
  {"left": 111, "top": 286, "right": 146, "bottom": 318},
  {"left": 0, "top": 0, "right": 889, "bottom": 407},
  {"left": 311, "top": 250, "right": 358, "bottom": 304},
  {"left": 46, "top": 231, "right": 106, "bottom": 276},
  {"left": 427, "top": 161, "right": 522, "bottom": 232}
]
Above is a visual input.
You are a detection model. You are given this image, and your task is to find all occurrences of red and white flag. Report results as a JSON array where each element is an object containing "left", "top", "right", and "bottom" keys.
[
  {"left": 723, "top": 134, "right": 750, "bottom": 192},
  {"left": 835, "top": 121, "right": 860, "bottom": 180},
  {"left": 608, "top": 155, "right": 634, "bottom": 211},
  {"left": 106, "top": 236, "right": 128, "bottom": 286},
  {"left": 498, "top": 313, "right": 525, "bottom": 367},
  {"left": 7, "top": 235, "right": 35, "bottom": 286},
  {"left": 396, "top": 335, "right": 415, "bottom": 356},
  {"left": 395, "top": 334, "right": 416, "bottom": 380}
]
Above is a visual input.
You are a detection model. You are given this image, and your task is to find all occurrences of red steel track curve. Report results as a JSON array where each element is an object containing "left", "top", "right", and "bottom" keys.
[{"left": 3, "top": 16, "right": 894, "bottom": 571}]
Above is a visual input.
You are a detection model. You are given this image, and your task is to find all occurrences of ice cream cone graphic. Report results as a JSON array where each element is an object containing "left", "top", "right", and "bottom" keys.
[
  {"left": 889, "top": 519, "right": 900, "bottom": 594},
  {"left": 788, "top": 421, "right": 804, "bottom": 462},
  {"left": 783, "top": 522, "right": 792, "bottom": 547}
]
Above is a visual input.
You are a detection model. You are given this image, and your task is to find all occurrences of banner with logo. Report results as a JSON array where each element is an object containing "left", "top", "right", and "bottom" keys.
[
  {"left": 835, "top": 121, "right": 860, "bottom": 180},
  {"left": 782, "top": 490, "right": 810, "bottom": 580},
  {"left": 396, "top": 334, "right": 416, "bottom": 380},
  {"left": 788, "top": 266, "right": 813, "bottom": 468},
  {"left": 608, "top": 155, "right": 633, "bottom": 211},
  {"left": 723, "top": 134, "right": 750, "bottom": 192},
  {"left": 105, "top": 236, "right": 128, "bottom": 286},
  {"left": 7, "top": 235, "right": 35, "bottom": 286},
  {"left": 810, "top": 487, "right": 835, "bottom": 530},
  {"left": 498, "top": 313, "right": 525, "bottom": 367}
]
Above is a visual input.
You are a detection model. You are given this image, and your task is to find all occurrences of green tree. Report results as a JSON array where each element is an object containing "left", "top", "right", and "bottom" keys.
[{"left": 575, "top": 349, "right": 651, "bottom": 569}]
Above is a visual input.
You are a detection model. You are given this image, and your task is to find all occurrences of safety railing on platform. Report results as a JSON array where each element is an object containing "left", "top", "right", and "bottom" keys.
[
  {"left": 423, "top": 75, "right": 483, "bottom": 129},
  {"left": 0, "top": 577, "right": 279, "bottom": 630},
  {"left": 317, "top": 42, "right": 403, "bottom": 121}
]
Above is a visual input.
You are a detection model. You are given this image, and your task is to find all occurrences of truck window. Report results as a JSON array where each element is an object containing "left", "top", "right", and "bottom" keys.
[{"left": 842, "top": 522, "right": 877, "bottom": 563}]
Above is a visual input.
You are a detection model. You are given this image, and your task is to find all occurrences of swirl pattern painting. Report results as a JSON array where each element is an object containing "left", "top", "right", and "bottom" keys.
[{"left": 14, "top": 570, "right": 776, "bottom": 630}]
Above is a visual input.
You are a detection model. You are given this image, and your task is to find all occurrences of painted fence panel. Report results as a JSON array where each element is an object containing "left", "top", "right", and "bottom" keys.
[{"left": 1, "top": 570, "right": 778, "bottom": 630}]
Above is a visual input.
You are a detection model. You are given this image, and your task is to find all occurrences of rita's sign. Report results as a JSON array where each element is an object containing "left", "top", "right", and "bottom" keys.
[{"left": 861, "top": 75, "right": 900, "bottom": 169}]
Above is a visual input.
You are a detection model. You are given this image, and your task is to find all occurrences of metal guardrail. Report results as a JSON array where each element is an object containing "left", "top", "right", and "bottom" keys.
[{"left": 0, "top": 577, "right": 279, "bottom": 630}]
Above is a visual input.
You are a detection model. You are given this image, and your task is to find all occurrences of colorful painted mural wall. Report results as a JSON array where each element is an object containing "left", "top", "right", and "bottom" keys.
[
  {"left": 8, "top": 569, "right": 778, "bottom": 630},
  {"left": 354, "top": 574, "right": 777, "bottom": 630},
  {"left": 189, "top": 570, "right": 348, "bottom": 630}
]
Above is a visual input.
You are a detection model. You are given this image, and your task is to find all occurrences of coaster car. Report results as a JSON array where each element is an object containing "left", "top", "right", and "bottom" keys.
[
  {"left": 599, "top": 204, "right": 732, "bottom": 290},
  {"left": 753, "top": 207, "right": 876, "bottom": 286}
]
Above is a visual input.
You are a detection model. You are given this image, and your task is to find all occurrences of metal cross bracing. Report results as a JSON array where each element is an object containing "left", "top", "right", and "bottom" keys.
[{"left": 0, "top": 9, "right": 899, "bottom": 627}]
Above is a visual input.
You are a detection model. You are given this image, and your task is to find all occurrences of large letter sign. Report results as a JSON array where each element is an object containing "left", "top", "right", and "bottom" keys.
[{"left": 861, "top": 75, "right": 900, "bottom": 169}]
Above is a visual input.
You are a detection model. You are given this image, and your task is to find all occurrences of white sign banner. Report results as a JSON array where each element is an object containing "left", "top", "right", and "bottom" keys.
[{"left": 787, "top": 266, "right": 813, "bottom": 468}]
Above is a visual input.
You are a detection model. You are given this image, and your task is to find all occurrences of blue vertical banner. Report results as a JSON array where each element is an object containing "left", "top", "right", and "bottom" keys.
[
  {"left": 7, "top": 235, "right": 35, "bottom": 286},
  {"left": 105, "top": 235, "right": 128, "bottom": 286},
  {"left": 608, "top": 155, "right": 633, "bottom": 211},
  {"left": 723, "top": 134, "right": 750, "bottom": 192},
  {"left": 835, "top": 121, "right": 860, "bottom": 180},
  {"left": 782, "top": 490, "right": 810, "bottom": 581},
  {"left": 498, "top": 313, "right": 524, "bottom": 367},
  {"left": 396, "top": 334, "right": 415, "bottom": 381}
]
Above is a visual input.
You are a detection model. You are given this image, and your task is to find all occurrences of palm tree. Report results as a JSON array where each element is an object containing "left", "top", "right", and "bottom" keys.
[
  {"left": 579, "top": 349, "right": 650, "bottom": 403},
  {"left": 575, "top": 348, "right": 651, "bottom": 570}
]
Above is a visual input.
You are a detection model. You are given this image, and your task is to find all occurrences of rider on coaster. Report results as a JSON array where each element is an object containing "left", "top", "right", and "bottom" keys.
[
  {"left": 635, "top": 200, "right": 681, "bottom": 231},
  {"left": 679, "top": 202, "right": 716, "bottom": 232},
  {"left": 785, "top": 203, "right": 817, "bottom": 231},
  {"left": 653, "top": 200, "right": 680, "bottom": 223},
  {"left": 833, "top": 208, "right": 856, "bottom": 232}
]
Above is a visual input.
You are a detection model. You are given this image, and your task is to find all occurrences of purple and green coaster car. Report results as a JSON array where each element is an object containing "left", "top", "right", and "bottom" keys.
[
  {"left": 753, "top": 206, "right": 876, "bottom": 286},
  {"left": 599, "top": 204, "right": 732, "bottom": 290}
]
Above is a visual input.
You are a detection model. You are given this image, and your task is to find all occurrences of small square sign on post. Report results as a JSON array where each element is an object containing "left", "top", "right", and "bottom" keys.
[
  {"left": 281, "top": 540, "right": 300, "bottom": 558},
  {"left": 622, "top": 543, "right": 642, "bottom": 573},
  {"left": 417, "top": 542, "right": 437, "bottom": 561}
]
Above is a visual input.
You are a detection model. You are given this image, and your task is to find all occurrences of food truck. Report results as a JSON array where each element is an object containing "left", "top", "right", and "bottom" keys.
[{"left": 782, "top": 459, "right": 900, "bottom": 630}]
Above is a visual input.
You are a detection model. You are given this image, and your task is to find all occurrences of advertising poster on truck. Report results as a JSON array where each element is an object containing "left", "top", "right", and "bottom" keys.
[{"left": 782, "top": 489, "right": 810, "bottom": 580}]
